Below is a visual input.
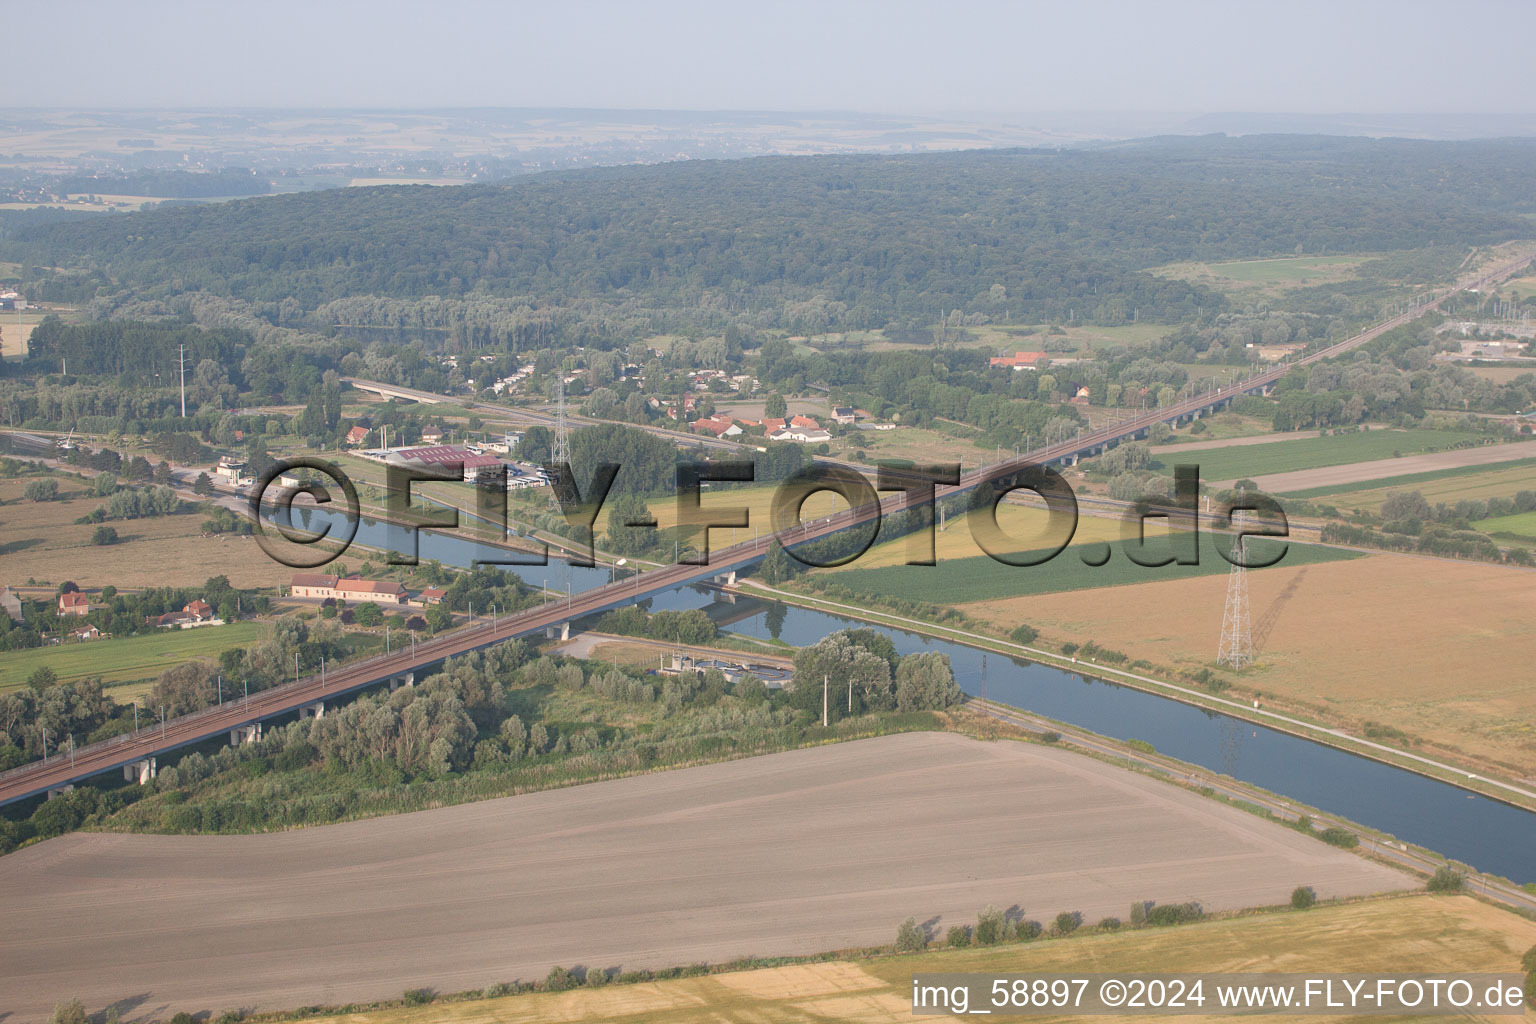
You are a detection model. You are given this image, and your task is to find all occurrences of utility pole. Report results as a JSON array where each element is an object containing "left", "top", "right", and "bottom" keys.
[
  {"left": 823, "top": 674, "right": 828, "bottom": 728},
  {"left": 178, "top": 344, "right": 187, "bottom": 418}
]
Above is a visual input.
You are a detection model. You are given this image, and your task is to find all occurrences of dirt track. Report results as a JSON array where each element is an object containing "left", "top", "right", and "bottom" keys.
[
  {"left": 1213, "top": 441, "right": 1536, "bottom": 492},
  {"left": 0, "top": 733, "right": 1406, "bottom": 1022}
]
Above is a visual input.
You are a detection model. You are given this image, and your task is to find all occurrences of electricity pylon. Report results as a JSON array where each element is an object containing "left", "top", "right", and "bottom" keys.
[{"left": 1217, "top": 529, "right": 1253, "bottom": 669}]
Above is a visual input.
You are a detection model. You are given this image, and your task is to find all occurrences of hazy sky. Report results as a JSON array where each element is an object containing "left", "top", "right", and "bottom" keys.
[{"left": 10, "top": 0, "right": 1534, "bottom": 113}]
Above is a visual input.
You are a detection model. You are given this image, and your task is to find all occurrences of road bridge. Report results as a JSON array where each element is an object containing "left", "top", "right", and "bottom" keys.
[{"left": 3, "top": 251, "right": 1528, "bottom": 807}]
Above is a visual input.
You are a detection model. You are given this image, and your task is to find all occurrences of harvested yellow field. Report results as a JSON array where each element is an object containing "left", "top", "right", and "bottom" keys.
[
  {"left": 317, "top": 896, "right": 1534, "bottom": 1024},
  {"left": 957, "top": 551, "right": 1536, "bottom": 777},
  {"left": 851, "top": 504, "right": 1167, "bottom": 569},
  {"left": 0, "top": 480, "right": 294, "bottom": 590}
]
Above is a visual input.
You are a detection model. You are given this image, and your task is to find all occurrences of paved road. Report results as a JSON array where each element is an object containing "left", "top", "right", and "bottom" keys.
[{"left": 0, "top": 732, "right": 1407, "bottom": 1023}]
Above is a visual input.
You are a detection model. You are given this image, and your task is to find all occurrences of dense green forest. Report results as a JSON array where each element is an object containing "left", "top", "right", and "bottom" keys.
[{"left": 6, "top": 136, "right": 1534, "bottom": 333}]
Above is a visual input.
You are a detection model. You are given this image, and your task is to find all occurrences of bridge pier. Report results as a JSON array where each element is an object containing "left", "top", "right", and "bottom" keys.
[
  {"left": 299, "top": 701, "right": 325, "bottom": 719},
  {"left": 228, "top": 723, "right": 261, "bottom": 746},
  {"left": 387, "top": 672, "right": 415, "bottom": 692},
  {"left": 46, "top": 784, "right": 74, "bottom": 800},
  {"left": 545, "top": 622, "right": 571, "bottom": 641},
  {"left": 122, "top": 758, "right": 156, "bottom": 785},
  {"left": 715, "top": 570, "right": 738, "bottom": 586}
]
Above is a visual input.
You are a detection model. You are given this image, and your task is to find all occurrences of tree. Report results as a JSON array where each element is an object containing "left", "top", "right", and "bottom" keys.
[
  {"left": 91, "top": 525, "right": 118, "bottom": 546},
  {"left": 1051, "top": 911, "right": 1082, "bottom": 936},
  {"left": 1009, "top": 624, "right": 1038, "bottom": 645},
  {"left": 153, "top": 460, "right": 173, "bottom": 485},
  {"left": 764, "top": 393, "right": 788, "bottom": 419},
  {"left": 1290, "top": 886, "right": 1317, "bottom": 910},
  {"left": 353, "top": 602, "right": 384, "bottom": 627},
  {"left": 28, "top": 666, "right": 57, "bottom": 691},
  {"left": 1426, "top": 866, "right": 1465, "bottom": 892},
  {"left": 975, "top": 904, "right": 1006, "bottom": 945},
  {"left": 49, "top": 999, "right": 88, "bottom": 1024},
  {"left": 23, "top": 479, "right": 58, "bottom": 502},
  {"left": 945, "top": 925, "right": 970, "bottom": 948},
  {"left": 895, "top": 652, "right": 963, "bottom": 711},
  {"left": 193, "top": 472, "right": 213, "bottom": 496},
  {"left": 544, "top": 966, "right": 576, "bottom": 992},
  {"left": 895, "top": 917, "right": 926, "bottom": 952}
]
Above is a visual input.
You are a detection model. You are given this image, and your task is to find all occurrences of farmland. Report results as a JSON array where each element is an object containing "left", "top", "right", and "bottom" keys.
[
  {"left": 0, "top": 621, "right": 265, "bottom": 694},
  {"left": 1156, "top": 428, "right": 1485, "bottom": 484},
  {"left": 828, "top": 530, "right": 1358, "bottom": 605},
  {"left": 0, "top": 732, "right": 1405, "bottom": 1022},
  {"left": 0, "top": 477, "right": 296, "bottom": 590},
  {"left": 847, "top": 504, "right": 1167, "bottom": 570},
  {"left": 1279, "top": 457, "right": 1536, "bottom": 506},
  {"left": 1476, "top": 509, "right": 1536, "bottom": 541},
  {"left": 956, "top": 552, "right": 1536, "bottom": 778},
  {"left": 1151, "top": 255, "right": 1369, "bottom": 296},
  {"left": 297, "top": 895, "right": 1533, "bottom": 1024}
]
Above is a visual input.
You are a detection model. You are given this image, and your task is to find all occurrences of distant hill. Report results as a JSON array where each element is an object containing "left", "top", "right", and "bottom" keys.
[{"left": 5, "top": 136, "right": 1534, "bottom": 329}]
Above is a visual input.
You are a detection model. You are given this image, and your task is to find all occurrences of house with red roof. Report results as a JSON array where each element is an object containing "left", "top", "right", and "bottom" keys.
[{"left": 990, "top": 351, "right": 1048, "bottom": 370}]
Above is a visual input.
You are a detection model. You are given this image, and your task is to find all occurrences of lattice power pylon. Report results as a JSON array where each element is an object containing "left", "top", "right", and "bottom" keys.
[
  {"left": 1217, "top": 529, "right": 1254, "bottom": 669},
  {"left": 552, "top": 376, "right": 571, "bottom": 466}
]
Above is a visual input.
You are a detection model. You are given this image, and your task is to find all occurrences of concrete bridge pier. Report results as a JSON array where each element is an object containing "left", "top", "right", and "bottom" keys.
[
  {"left": 299, "top": 701, "right": 325, "bottom": 719},
  {"left": 122, "top": 758, "right": 156, "bottom": 784},
  {"left": 388, "top": 673, "right": 415, "bottom": 692},
  {"left": 715, "top": 570, "right": 737, "bottom": 586},
  {"left": 228, "top": 723, "right": 261, "bottom": 746},
  {"left": 46, "top": 784, "right": 74, "bottom": 800},
  {"left": 544, "top": 622, "right": 571, "bottom": 641}
]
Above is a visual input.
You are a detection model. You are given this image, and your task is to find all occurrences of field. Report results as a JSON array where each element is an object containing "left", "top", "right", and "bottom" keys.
[
  {"left": 1152, "top": 255, "right": 1368, "bottom": 297},
  {"left": 956, "top": 553, "right": 1536, "bottom": 778},
  {"left": 296, "top": 895, "right": 1534, "bottom": 1024},
  {"left": 0, "top": 477, "right": 297, "bottom": 590},
  {"left": 1476, "top": 509, "right": 1536, "bottom": 541},
  {"left": 0, "top": 621, "right": 265, "bottom": 694},
  {"left": 1156, "top": 428, "right": 1485, "bottom": 485},
  {"left": 828, "top": 530, "right": 1358, "bottom": 605},
  {"left": 1246, "top": 442, "right": 1536, "bottom": 494},
  {"left": 1280, "top": 458, "right": 1536, "bottom": 506},
  {"left": 1, "top": 308, "right": 78, "bottom": 359},
  {"left": 848, "top": 504, "right": 1166, "bottom": 569},
  {"left": 0, "top": 733, "right": 1406, "bottom": 1022}
]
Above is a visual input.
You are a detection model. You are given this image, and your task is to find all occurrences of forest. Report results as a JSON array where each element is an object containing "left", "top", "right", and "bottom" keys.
[{"left": 5, "top": 135, "right": 1535, "bottom": 335}]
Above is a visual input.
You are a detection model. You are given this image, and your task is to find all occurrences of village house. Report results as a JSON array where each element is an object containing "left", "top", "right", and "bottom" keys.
[
  {"left": 989, "top": 350, "right": 1048, "bottom": 370},
  {"left": 58, "top": 592, "right": 89, "bottom": 617},
  {"left": 344, "top": 425, "right": 370, "bottom": 446},
  {"left": 68, "top": 624, "right": 102, "bottom": 641},
  {"left": 769, "top": 425, "right": 833, "bottom": 444},
  {"left": 290, "top": 574, "right": 410, "bottom": 605},
  {"left": 690, "top": 416, "right": 743, "bottom": 438},
  {"left": 420, "top": 425, "right": 445, "bottom": 444},
  {"left": 416, "top": 587, "right": 447, "bottom": 606},
  {"left": 0, "top": 586, "right": 22, "bottom": 624},
  {"left": 831, "top": 407, "right": 859, "bottom": 425},
  {"left": 149, "top": 598, "right": 223, "bottom": 629}
]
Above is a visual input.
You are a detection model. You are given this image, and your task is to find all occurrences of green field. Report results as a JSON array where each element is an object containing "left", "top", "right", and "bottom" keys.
[
  {"left": 1205, "top": 255, "right": 1364, "bottom": 283},
  {"left": 1280, "top": 457, "right": 1536, "bottom": 500},
  {"left": 1474, "top": 509, "right": 1536, "bottom": 540},
  {"left": 0, "top": 621, "right": 266, "bottom": 691},
  {"left": 1155, "top": 429, "right": 1483, "bottom": 483},
  {"left": 827, "top": 532, "right": 1359, "bottom": 605}
]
